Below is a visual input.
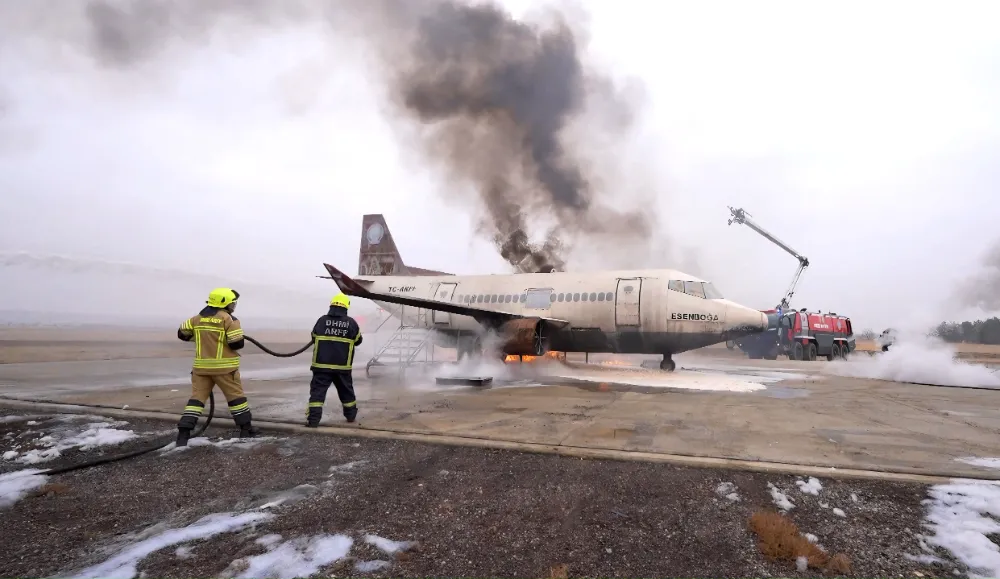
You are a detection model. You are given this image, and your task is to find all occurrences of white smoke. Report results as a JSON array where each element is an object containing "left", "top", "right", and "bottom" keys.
[{"left": 823, "top": 331, "right": 1000, "bottom": 388}]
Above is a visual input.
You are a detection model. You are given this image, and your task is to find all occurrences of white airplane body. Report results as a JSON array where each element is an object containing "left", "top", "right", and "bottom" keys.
[{"left": 323, "top": 215, "right": 770, "bottom": 370}]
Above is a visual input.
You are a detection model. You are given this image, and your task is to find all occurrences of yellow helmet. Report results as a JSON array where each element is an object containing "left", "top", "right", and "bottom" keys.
[
  {"left": 330, "top": 293, "right": 350, "bottom": 309},
  {"left": 207, "top": 288, "right": 240, "bottom": 308}
]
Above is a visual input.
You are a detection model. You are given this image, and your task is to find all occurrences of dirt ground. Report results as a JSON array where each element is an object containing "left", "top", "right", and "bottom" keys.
[{"left": 0, "top": 408, "right": 967, "bottom": 579}]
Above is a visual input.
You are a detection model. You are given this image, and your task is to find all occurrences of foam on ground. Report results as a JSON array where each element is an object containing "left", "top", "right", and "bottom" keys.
[
  {"left": 556, "top": 368, "right": 767, "bottom": 393},
  {"left": 957, "top": 457, "right": 1000, "bottom": 469},
  {"left": 824, "top": 333, "right": 1000, "bottom": 388},
  {"left": 66, "top": 511, "right": 273, "bottom": 579},
  {"left": 158, "top": 436, "right": 282, "bottom": 454}
]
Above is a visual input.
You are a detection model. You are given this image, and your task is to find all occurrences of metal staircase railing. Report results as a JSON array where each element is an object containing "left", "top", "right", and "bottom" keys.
[{"left": 365, "top": 306, "right": 433, "bottom": 377}]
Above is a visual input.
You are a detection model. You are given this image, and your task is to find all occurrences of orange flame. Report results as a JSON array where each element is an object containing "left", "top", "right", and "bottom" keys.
[{"left": 504, "top": 351, "right": 565, "bottom": 363}]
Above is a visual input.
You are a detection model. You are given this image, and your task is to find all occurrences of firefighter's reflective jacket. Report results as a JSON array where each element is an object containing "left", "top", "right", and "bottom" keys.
[
  {"left": 311, "top": 306, "right": 363, "bottom": 372},
  {"left": 177, "top": 306, "right": 245, "bottom": 374}
]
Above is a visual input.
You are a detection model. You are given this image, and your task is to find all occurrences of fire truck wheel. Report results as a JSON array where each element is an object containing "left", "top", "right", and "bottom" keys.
[
  {"left": 791, "top": 342, "right": 804, "bottom": 361},
  {"left": 828, "top": 343, "right": 841, "bottom": 361},
  {"left": 806, "top": 343, "right": 817, "bottom": 361}
]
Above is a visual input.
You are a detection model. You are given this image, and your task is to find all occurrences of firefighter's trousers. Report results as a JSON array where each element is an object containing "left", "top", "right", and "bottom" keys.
[
  {"left": 178, "top": 370, "right": 252, "bottom": 430},
  {"left": 307, "top": 370, "right": 357, "bottom": 425}
]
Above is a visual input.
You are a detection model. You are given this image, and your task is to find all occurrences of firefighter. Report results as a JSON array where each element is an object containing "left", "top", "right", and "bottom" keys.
[
  {"left": 175, "top": 287, "right": 260, "bottom": 446},
  {"left": 306, "top": 292, "right": 363, "bottom": 426}
]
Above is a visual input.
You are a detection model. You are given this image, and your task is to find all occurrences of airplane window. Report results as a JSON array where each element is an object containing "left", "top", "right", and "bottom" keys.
[
  {"left": 668, "top": 280, "right": 684, "bottom": 293},
  {"left": 573, "top": 293, "right": 580, "bottom": 301},
  {"left": 558, "top": 293, "right": 564, "bottom": 302},
  {"left": 491, "top": 295, "right": 498, "bottom": 303},
  {"left": 550, "top": 293, "right": 557, "bottom": 302},
  {"left": 520, "top": 294, "right": 527, "bottom": 302},
  {"left": 702, "top": 283, "right": 724, "bottom": 300},
  {"left": 683, "top": 281, "right": 706, "bottom": 298},
  {"left": 581, "top": 293, "right": 588, "bottom": 301},
  {"left": 505, "top": 295, "right": 512, "bottom": 303},
  {"left": 589, "top": 292, "right": 597, "bottom": 301},
  {"left": 597, "top": 292, "right": 605, "bottom": 302},
  {"left": 605, "top": 292, "right": 614, "bottom": 301}
]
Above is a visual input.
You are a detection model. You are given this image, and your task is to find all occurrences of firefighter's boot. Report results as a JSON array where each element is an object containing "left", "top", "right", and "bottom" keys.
[
  {"left": 344, "top": 406, "right": 358, "bottom": 423},
  {"left": 239, "top": 423, "right": 261, "bottom": 438},
  {"left": 175, "top": 427, "right": 192, "bottom": 447}
]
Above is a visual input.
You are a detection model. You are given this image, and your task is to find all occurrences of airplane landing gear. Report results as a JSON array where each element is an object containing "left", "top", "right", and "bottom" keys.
[{"left": 660, "top": 354, "right": 676, "bottom": 372}]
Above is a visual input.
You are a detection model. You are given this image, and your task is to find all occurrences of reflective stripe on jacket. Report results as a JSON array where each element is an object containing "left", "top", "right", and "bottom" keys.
[
  {"left": 178, "top": 307, "right": 243, "bottom": 374},
  {"left": 310, "top": 307, "right": 363, "bottom": 371}
]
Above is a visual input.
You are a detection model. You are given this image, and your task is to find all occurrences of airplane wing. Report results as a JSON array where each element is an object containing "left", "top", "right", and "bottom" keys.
[{"left": 320, "top": 263, "right": 571, "bottom": 330}]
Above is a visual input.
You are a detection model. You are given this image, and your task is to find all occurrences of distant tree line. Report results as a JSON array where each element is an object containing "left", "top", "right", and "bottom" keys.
[{"left": 932, "top": 317, "right": 1000, "bottom": 345}]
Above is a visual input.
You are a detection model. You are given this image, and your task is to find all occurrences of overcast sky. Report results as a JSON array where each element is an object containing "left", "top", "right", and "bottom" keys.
[{"left": 1, "top": 0, "right": 998, "bottom": 331}]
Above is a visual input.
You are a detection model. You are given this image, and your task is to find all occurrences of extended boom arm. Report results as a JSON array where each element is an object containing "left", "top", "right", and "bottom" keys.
[{"left": 728, "top": 206, "right": 810, "bottom": 310}]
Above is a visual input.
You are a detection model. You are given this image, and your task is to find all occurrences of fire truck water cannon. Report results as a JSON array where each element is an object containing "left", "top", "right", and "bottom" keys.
[{"left": 728, "top": 206, "right": 810, "bottom": 310}]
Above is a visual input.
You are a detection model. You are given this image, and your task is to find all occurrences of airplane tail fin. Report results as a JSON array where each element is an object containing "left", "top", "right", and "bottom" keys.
[{"left": 357, "top": 214, "right": 451, "bottom": 277}]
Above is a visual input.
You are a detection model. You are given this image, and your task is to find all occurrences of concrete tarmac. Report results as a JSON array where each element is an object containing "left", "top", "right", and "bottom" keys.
[{"left": 2, "top": 343, "right": 999, "bottom": 481}]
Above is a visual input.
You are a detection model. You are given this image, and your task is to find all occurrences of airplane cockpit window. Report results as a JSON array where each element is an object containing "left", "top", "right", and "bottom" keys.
[
  {"left": 668, "top": 280, "right": 684, "bottom": 293},
  {"left": 702, "top": 282, "right": 724, "bottom": 300},
  {"left": 525, "top": 288, "right": 553, "bottom": 309},
  {"left": 683, "top": 281, "right": 706, "bottom": 299}
]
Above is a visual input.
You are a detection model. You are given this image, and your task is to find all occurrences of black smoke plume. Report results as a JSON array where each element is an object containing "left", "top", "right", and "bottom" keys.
[
  {"left": 1, "top": 0, "right": 659, "bottom": 272},
  {"left": 375, "top": 1, "right": 655, "bottom": 272}
]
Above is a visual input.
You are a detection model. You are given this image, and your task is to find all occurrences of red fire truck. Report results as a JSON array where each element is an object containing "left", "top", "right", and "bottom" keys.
[
  {"left": 725, "top": 207, "right": 856, "bottom": 361},
  {"left": 737, "top": 308, "right": 856, "bottom": 360}
]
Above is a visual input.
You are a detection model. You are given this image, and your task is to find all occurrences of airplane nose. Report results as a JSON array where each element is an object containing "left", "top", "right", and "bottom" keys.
[{"left": 724, "top": 304, "right": 769, "bottom": 339}]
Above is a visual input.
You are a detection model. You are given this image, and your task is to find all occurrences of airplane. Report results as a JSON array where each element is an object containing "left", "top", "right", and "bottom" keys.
[{"left": 320, "top": 214, "right": 772, "bottom": 371}]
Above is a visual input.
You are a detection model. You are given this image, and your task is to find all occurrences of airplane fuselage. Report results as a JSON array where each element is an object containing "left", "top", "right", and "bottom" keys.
[{"left": 358, "top": 268, "right": 769, "bottom": 355}]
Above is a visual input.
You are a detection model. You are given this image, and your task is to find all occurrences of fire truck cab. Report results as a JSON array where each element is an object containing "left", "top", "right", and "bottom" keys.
[{"left": 736, "top": 309, "right": 856, "bottom": 361}]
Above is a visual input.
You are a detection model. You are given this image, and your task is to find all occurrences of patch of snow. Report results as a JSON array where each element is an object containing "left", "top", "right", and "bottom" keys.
[
  {"left": 0, "top": 469, "right": 49, "bottom": 508},
  {"left": 958, "top": 457, "right": 1000, "bottom": 469},
  {"left": 920, "top": 479, "right": 1000, "bottom": 578},
  {"left": 174, "top": 546, "right": 193, "bottom": 559},
  {"left": 906, "top": 553, "right": 944, "bottom": 565},
  {"left": 355, "top": 560, "right": 392, "bottom": 573},
  {"left": 715, "top": 481, "right": 739, "bottom": 501},
  {"left": 832, "top": 508, "right": 846, "bottom": 517},
  {"left": 255, "top": 534, "right": 283, "bottom": 548},
  {"left": 3, "top": 450, "right": 18, "bottom": 460},
  {"left": 67, "top": 511, "right": 272, "bottom": 579},
  {"left": 223, "top": 534, "right": 353, "bottom": 579},
  {"left": 257, "top": 485, "right": 319, "bottom": 510},
  {"left": 27, "top": 420, "right": 38, "bottom": 425},
  {"left": 796, "top": 556, "right": 808, "bottom": 572},
  {"left": 767, "top": 483, "right": 794, "bottom": 511},
  {"left": 364, "top": 534, "right": 416, "bottom": 555},
  {"left": 851, "top": 493, "right": 858, "bottom": 502},
  {"left": 805, "top": 533, "right": 818, "bottom": 543},
  {"left": 328, "top": 460, "right": 368, "bottom": 475},
  {"left": 796, "top": 477, "right": 823, "bottom": 495},
  {"left": 819, "top": 501, "right": 829, "bottom": 509},
  {"left": 15, "top": 422, "right": 139, "bottom": 465}
]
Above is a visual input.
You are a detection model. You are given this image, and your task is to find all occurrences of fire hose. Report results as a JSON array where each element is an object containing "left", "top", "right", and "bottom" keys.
[{"left": 36, "top": 336, "right": 312, "bottom": 476}]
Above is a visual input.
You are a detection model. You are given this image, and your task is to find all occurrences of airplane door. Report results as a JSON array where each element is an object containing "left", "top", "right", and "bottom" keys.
[
  {"left": 432, "top": 282, "right": 458, "bottom": 325},
  {"left": 615, "top": 278, "right": 641, "bottom": 327}
]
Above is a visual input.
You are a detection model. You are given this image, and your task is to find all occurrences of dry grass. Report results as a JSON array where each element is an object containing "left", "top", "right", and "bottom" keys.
[
  {"left": 749, "top": 510, "right": 852, "bottom": 575},
  {"left": 549, "top": 563, "right": 569, "bottom": 578}
]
